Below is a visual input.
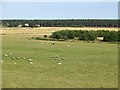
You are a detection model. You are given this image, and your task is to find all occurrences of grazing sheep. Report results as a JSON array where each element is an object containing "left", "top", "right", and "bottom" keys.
[
  {"left": 4, "top": 54, "right": 8, "bottom": 57},
  {"left": 23, "top": 58, "right": 26, "bottom": 60},
  {"left": 52, "top": 56, "right": 55, "bottom": 59},
  {"left": 61, "top": 57, "right": 64, "bottom": 60},
  {"left": 53, "top": 56, "right": 55, "bottom": 58},
  {"left": 41, "top": 43, "right": 43, "bottom": 44},
  {"left": 58, "top": 62, "right": 62, "bottom": 65},
  {"left": 68, "top": 45, "right": 70, "bottom": 47},
  {"left": 28, "top": 59, "right": 33, "bottom": 62},
  {"left": 29, "top": 62, "right": 33, "bottom": 64},
  {"left": 53, "top": 55, "right": 58, "bottom": 59},
  {"left": 52, "top": 55, "right": 59, "bottom": 60},
  {"left": 10, "top": 52, "right": 12, "bottom": 55},
  {"left": 1, "top": 61, "right": 3, "bottom": 63},
  {"left": 55, "top": 55, "right": 58, "bottom": 58},
  {"left": 14, "top": 62, "right": 16, "bottom": 64},
  {"left": 12, "top": 57, "right": 15, "bottom": 60},
  {"left": 17, "top": 57, "right": 20, "bottom": 59}
]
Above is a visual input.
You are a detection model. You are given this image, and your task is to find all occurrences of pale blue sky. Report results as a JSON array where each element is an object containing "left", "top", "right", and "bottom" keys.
[{"left": 2, "top": 2, "right": 118, "bottom": 19}]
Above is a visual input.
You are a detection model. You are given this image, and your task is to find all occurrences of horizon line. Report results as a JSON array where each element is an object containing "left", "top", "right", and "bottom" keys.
[{"left": 0, "top": 18, "right": 118, "bottom": 20}]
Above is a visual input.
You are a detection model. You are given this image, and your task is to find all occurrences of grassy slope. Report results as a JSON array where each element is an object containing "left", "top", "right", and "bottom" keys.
[{"left": 2, "top": 30, "right": 118, "bottom": 88}]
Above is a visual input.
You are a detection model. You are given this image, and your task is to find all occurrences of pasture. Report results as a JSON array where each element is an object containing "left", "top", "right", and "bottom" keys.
[{"left": 1, "top": 27, "right": 118, "bottom": 88}]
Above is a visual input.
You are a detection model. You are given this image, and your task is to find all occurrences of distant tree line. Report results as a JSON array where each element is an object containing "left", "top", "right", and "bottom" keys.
[
  {"left": 1, "top": 19, "right": 119, "bottom": 27},
  {"left": 50, "top": 30, "right": 119, "bottom": 42}
]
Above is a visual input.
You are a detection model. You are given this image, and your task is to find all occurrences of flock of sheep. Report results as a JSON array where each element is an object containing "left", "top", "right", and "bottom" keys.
[
  {"left": 2, "top": 42, "right": 68, "bottom": 65},
  {"left": 2, "top": 52, "right": 34, "bottom": 65},
  {"left": 2, "top": 53, "right": 65, "bottom": 65},
  {"left": 52, "top": 55, "right": 64, "bottom": 65}
]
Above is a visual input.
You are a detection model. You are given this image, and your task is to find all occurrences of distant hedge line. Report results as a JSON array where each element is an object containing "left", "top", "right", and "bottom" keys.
[
  {"left": 2, "top": 19, "right": 118, "bottom": 27},
  {"left": 50, "top": 30, "right": 119, "bottom": 42}
]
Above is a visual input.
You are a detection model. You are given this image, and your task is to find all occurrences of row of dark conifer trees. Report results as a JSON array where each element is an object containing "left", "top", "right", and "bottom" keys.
[{"left": 1, "top": 19, "right": 119, "bottom": 27}]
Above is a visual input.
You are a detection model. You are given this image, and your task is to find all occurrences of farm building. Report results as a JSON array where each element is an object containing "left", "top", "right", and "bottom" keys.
[
  {"left": 24, "top": 23, "right": 29, "bottom": 27},
  {"left": 97, "top": 37, "right": 104, "bottom": 41}
]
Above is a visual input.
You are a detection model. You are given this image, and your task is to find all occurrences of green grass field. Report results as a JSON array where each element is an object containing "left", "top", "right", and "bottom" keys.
[{"left": 2, "top": 29, "right": 118, "bottom": 88}]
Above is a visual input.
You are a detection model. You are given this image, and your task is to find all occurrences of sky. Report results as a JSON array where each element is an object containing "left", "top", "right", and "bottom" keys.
[{"left": 1, "top": 2, "right": 118, "bottom": 19}]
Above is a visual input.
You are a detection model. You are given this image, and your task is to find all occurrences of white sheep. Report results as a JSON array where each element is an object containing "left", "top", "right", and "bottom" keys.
[
  {"left": 53, "top": 56, "right": 58, "bottom": 60},
  {"left": 68, "top": 45, "right": 70, "bottom": 47},
  {"left": 28, "top": 59, "right": 33, "bottom": 62},
  {"left": 23, "top": 58, "right": 26, "bottom": 60},
  {"left": 58, "top": 62, "right": 62, "bottom": 65},
  {"left": 61, "top": 57, "right": 64, "bottom": 60},
  {"left": 29, "top": 62, "right": 33, "bottom": 64},
  {"left": 4, "top": 54, "right": 8, "bottom": 57},
  {"left": 14, "top": 62, "right": 16, "bottom": 64},
  {"left": 55, "top": 55, "right": 58, "bottom": 58},
  {"left": 17, "top": 57, "right": 20, "bottom": 59}
]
